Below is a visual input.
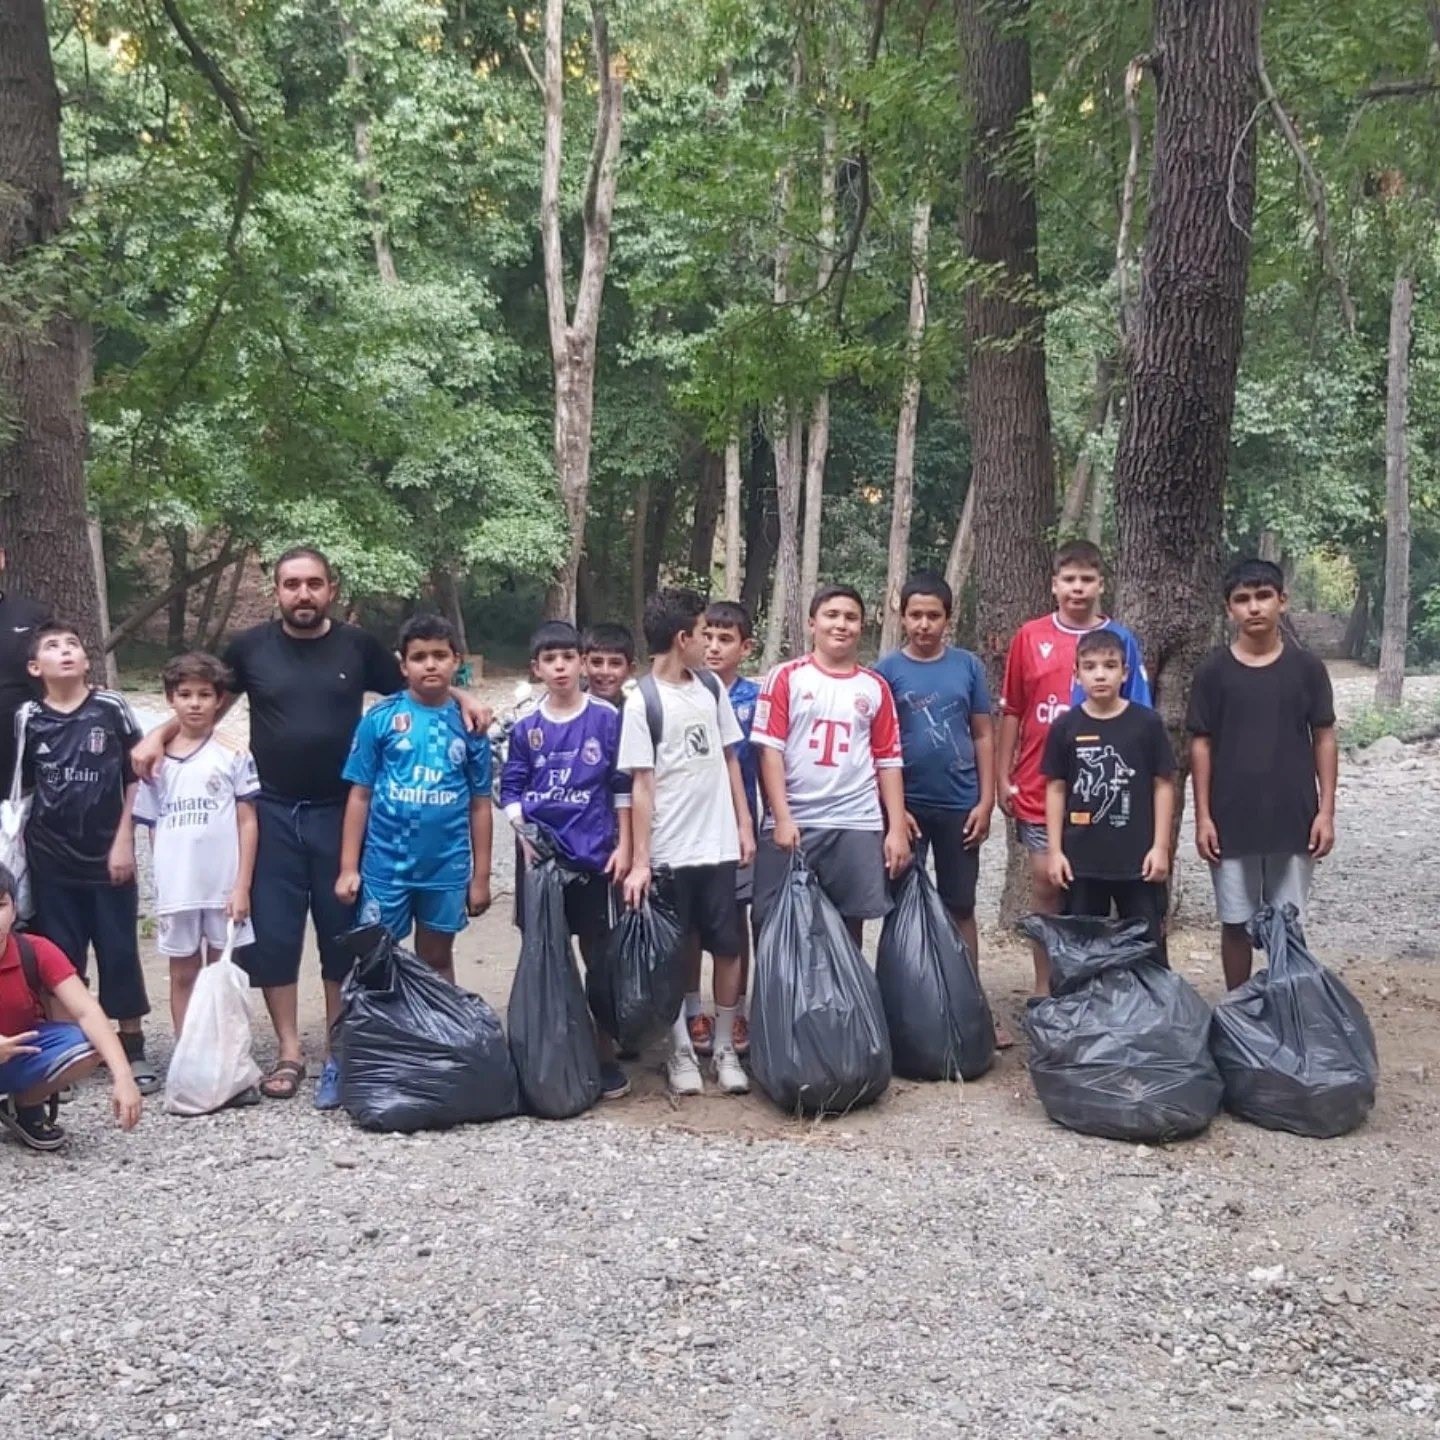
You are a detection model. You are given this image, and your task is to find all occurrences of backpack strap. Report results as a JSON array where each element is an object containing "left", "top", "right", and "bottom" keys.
[
  {"left": 639, "top": 668, "right": 723, "bottom": 752},
  {"left": 16, "top": 933, "right": 42, "bottom": 1002}
]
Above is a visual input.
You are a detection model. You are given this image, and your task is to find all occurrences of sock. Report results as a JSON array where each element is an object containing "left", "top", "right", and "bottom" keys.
[
  {"left": 737, "top": 994, "right": 750, "bottom": 1021},
  {"left": 670, "top": 1012, "right": 696, "bottom": 1058},
  {"left": 120, "top": 1030, "right": 146, "bottom": 1061},
  {"left": 714, "top": 1005, "right": 738, "bottom": 1054},
  {"left": 683, "top": 991, "right": 704, "bottom": 1019}
]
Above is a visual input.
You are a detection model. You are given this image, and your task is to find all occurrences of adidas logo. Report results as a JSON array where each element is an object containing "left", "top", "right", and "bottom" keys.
[{"left": 36, "top": 742, "right": 51, "bottom": 754}]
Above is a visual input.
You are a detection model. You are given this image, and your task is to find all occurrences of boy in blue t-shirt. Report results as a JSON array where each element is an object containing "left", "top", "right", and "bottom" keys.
[
  {"left": 501, "top": 620, "right": 632, "bottom": 1097},
  {"left": 680, "top": 600, "right": 760, "bottom": 1057},
  {"left": 337, "top": 615, "right": 493, "bottom": 990},
  {"left": 876, "top": 572, "right": 1007, "bottom": 1045}
]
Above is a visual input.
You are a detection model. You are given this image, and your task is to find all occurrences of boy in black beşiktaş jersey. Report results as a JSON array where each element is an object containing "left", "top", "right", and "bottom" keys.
[
  {"left": 1041, "top": 628, "right": 1175, "bottom": 958},
  {"left": 18, "top": 621, "right": 157, "bottom": 1091}
]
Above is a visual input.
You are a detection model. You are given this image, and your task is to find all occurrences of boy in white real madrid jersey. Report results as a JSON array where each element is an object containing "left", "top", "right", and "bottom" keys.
[
  {"left": 337, "top": 615, "right": 493, "bottom": 984},
  {"left": 134, "top": 653, "right": 260, "bottom": 1038}
]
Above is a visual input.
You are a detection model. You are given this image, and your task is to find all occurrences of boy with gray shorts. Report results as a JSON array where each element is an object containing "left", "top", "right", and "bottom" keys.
[{"left": 1187, "top": 558, "right": 1337, "bottom": 989}]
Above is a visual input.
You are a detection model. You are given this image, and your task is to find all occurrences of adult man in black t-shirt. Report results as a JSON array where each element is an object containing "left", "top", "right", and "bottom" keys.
[
  {"left": 0, "top": 547, "right": 51, "bottom": 793},
  {"left": 134, "top": 546, "right": 487, "bottom": 1102}
]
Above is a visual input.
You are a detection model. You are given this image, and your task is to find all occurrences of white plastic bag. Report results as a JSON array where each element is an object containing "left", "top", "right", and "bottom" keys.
[
  {"left": 0, "top": 705, "right": 33, "bottom": 918},
  {"left": 164, "top": 924, "right": 261, "bottom": 1115}
]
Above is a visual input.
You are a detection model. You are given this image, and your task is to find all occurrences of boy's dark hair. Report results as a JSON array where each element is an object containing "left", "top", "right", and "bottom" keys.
[
  {"left": 530, "top": 621, "right": 581, "bottom": 659},
  {"left": 398, "top": 613, "right": 461, "bottom": 657},
  {"left": 900, "top": 571, "right": 953, "bottom": 617},
  {"left": 581, "top": 622, "right": 636, "bottom": 662},
  {"left": 1223, "top": 558, "right": 1286, "bottom": 599},
  {"left": 1053, "top": 539, "right": 1105, "bottom": 575},
  {"left": 704, "top": 600, "right": 753, "bottom": 641},
  {"left": 809, "top": 584, "right": 866, "bottom": 620},
  {"left": 273, "top": 545, "right": 335, "bottom": 582},
  {"left": 28, "top": 619, "right": 84, "bottom": 661},
  {"left": 0, "top": 861, "right": 14, "bottom": 907},
  {"left": 1075, "top": 628, "right": 1127, "bottom": 664},
  {"left": 643, "top": 588, "right": 707, "bottom": 655},
  {"left": 162, "top": 651, "right": 233, "bottom": 697}
]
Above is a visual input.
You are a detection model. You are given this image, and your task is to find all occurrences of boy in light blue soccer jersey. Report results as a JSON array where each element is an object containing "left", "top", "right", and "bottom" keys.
[{"left": 336, "top": 615, "right": 493, "bottom": 989}]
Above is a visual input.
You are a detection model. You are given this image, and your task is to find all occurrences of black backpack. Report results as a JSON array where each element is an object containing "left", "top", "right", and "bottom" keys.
[{"left": 637, "top": 668, "right": 723, "bottom": 750}]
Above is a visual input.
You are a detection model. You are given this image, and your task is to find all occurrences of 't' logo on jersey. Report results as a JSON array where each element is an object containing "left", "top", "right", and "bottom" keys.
[{"left": 808, "top": 718, "right": 852, "bottom": 767}]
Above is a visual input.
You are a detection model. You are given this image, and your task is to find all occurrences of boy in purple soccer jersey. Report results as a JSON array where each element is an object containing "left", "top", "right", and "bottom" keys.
[{"left": 501, "top": 622, "right": 633, "bottom": 1098}]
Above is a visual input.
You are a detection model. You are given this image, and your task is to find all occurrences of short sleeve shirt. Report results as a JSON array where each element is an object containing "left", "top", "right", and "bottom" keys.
[
  {"left": 134, "top": 737, "right": 260, "bottom": 913},
  {"left": 1041, "top": 703, "right": 1175, "bottom": 879},
  {"left": 999, "top": 616, "right": 1151, "bottom": 824},
  {"left": 0, "top": 932, "right": 76, "bottom": 1036},
  {"left": 342, "top": 694, "right": 492, "bottom": 890},
  {"left": 223, "top": 621, "right": 402, "bottom": 803},
  {"left": 727, "top": 674, "right": 762, "bottom": 826},
  {"left": 751, "top": 657, "right": 903, "bottom": 831},
  {"left": 618, "top": 673, "right": 743, "bottom": 870},
  {"left": 20, "top": 690, "right": 141, "bottom": 886},
  {"left": 875, "top": 647, "right": 991, "bottom": 813},
  {"left": 1186, "top": 644, "right": 1335, "bottom": 856}
]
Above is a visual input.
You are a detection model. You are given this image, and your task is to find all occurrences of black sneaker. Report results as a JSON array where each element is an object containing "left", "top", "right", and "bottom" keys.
[
  {"left": 0, "top": 1096, "right": 66, "bottom": 1151},
  {"left": 599, "top": 1062, "right": 632, "bottom": 1101}
]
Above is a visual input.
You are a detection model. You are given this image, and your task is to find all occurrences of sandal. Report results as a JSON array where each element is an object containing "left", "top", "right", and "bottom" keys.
[
  {"left": 0, "top": 1095, "right": 66, "bottom": 1151},
  {"left": 260, "top": 1059, "right": 306, "bottom": 1100},
  {"left": 129, "top": 1056, "right": 162, "bottom": 1096}
]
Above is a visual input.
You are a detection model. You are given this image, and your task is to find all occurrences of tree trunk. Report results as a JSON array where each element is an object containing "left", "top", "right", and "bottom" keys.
[
  {"left": 943, "top": 482, "right": 977, "bottom": 626},
  {"left": 689, "top": 449, "right": 723, "bottom": 582},
  {"left": 0, "top": 0, "right": 104, "bottom": 658},
  {"left": 764, "top": 408, "right": 805, "bottom": 668},
  {"left": 207, "top": 548, "right": 248, "bottom": 651},
  {"left": 341, "top": 12, "right": 398, "bottom": 285},
  {"left": 723, "top": 431, "right": 743, "bottom": 601},
  {"left": 1086, "top": 458, "right": 1107, "bottom": 543},
  {"left": 1343, "top": 579, "right": 1370, "bottom": 661},
  {"left": 1377, "top": 269, "right": 1414, "bottom": 708},
  {"left": 193, "top": 538, "right": 228, "bottom": 648},
  {"left": 1113, "top": 0, "right": 1261, "bottom": 761},
  {"left": 631, "top": 479, "right": 649, "bottom": 651},
  {"left": 1058, "top": 353, "right": 1116, "bottom": 535},
  {"left": 742, "top": 429, "right": 777, "bottom": 621},
  {"left": 105, "top": 548, "right": 237, "bottom": 653},
  {"left": 430, "top": 565, "right": 470, "bottom": 657},
  {"left": 957, "top": 0, "right": 1056, "bottom": 925},
  {"left": 166, "top": 527, "right": 190, "bottom": 652},
  {"left": 645, "top": 481, "right": 673, "bottom": 600},
  {"left": 881, "top": 198, "right": 933, "bottom": 655},
  {"left": 88, "top": 520, "right": 119, "bottom": 687}
]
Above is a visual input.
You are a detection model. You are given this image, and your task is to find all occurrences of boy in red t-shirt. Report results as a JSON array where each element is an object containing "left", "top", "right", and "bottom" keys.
[
  {"left": 0, "top": 863, "right": 143, "bottom": 1150},
  {"left": 753, "top": 585, "right": 912, "bottom": 944},
  {"left": 996, "top": 541, "right": 1152, "bottom": 995}
]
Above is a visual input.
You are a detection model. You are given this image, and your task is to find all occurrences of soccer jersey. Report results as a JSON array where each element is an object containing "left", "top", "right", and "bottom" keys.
[
  {"left": 19, "top": 690, "right": 141, "bottom": 886},
  {"left": 752, "top": 657, "right": 903, "bottom": 831},
  {"left": 133, "top": 736, "right": 260, "bottom": 913},
  {"left": 727, "top": 674, "right": 761, "bottom": 827},
  {"left": 999, "top": 616, "right": 1151, "bottom": 825},
  {"left": 342, "top": 693, "right": 492, "bottom": 891},
  {"left": 499, "top": 695, "right": 630, "bottom": 872}
]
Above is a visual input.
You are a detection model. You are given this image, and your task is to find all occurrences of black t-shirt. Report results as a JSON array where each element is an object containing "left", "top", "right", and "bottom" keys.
[
  {"left": 21, "top": 690, "right": 140, "bottom": 886},
  {"left": 1185, "top": 643, "right": 1335, "bottom": 857},
  {"left": 1041, "top": 702, "right": 1175, "bottom": 880},
  {"left": 223, "top": 621, "right": 402, "bottom": 803},
  {"left": 0, "top": 592, "right": 51, "bottom": 789}
]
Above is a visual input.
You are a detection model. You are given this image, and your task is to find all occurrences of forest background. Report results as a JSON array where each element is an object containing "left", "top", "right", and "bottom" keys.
[{"left": 2, "top": 0, "right": 1438, "bottom": 730}]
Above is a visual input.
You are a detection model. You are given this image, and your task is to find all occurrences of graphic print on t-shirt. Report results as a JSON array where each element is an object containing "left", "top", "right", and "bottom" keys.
[{"left": 1069, "top": 736, "right": 1135, "bottom": 828}]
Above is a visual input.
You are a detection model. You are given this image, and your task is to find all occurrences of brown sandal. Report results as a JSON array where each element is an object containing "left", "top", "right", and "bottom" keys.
[{"left": 260, "top": 1059, "right": 306, "bottom": 1100}]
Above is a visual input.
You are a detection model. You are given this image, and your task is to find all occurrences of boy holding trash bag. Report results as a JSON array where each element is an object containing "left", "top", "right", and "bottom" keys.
[
  {"left": 619, "top": 589, "right": 756, "bottom": 1097},
  {"left": 501, "top": 620, "right": 633, "bottom": 1100}
]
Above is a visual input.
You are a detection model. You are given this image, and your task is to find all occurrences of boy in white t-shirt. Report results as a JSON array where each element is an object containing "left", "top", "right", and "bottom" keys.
[
  {"left": 753, "top": 585, "right": 911, "bottom": 944},
  {"left": 618, "top": 588, "right": 756, "bottom": 1097},
  {"left": 134, "top": 653, "right": 259, "bottom": 1037}
]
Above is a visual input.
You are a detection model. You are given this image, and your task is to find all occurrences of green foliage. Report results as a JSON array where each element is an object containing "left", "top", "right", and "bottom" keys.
[{"left": 1342, "top": 697, "right": 1440, "bottom": 748}]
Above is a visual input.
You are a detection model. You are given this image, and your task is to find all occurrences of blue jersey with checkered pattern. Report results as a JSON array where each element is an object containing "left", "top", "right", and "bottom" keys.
[{"left": 342, "top": 693, "right": 491, "bottom": 891}]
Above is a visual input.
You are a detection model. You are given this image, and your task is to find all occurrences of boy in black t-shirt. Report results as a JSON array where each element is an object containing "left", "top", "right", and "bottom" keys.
[
  {"left": 1042, "top": 629, "right": 1175, "bottom": 957},
  {"left": 1186, "top": 559, "right": 1337, "bottom": 988},
  {"left": 18, "top": 622, "right": 157, "bottom": 1092}
]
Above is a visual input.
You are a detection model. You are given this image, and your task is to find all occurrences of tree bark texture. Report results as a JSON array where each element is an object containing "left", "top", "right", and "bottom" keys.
[
  {"left": 881, "top": 198, "right": 932, "bottom": 655},
  {"left": 1113, "top": 0, "right": 1261, "bottom": 754},
  {"left": 167, "top": 527, "right": 190, "bottom": 652},
  {"left": 800, "top": 114, "right": 838, "bottom": 607},
  {"left": 0, "top": 0, "right": 104, "bottom": 658},
  {"left": 722, "top": 432, "right": 743, "bottom": 601},
  {"left": 688, "top": 449, "right": 723, "bottom": 582},
  {"left": 763, "top": 408, "right": 805, "bottom": 669},
  {"left": 1343, "top": 579, "right": 1369, "bottom": 661},
  {"left": 1058, "top": 352, "right": 1116, "bottom": 535},
  {"left": 1376, "top": 270, "right": 1413, "bottom": 707},
  {"left": 943, "top": 481, "right": 977, "bottom": 628}
]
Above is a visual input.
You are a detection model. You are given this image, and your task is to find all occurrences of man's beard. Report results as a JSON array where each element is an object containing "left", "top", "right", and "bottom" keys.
[{"left": 282, "top": 604, "right": 327, "bottom": 631}]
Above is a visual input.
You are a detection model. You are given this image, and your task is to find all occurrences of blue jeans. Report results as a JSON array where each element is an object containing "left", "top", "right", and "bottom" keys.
[{"left": 242, "top": 793, "right": 356, "bottom": 988}]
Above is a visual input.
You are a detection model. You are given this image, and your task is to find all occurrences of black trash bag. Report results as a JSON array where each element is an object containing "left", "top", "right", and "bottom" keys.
[
  {"left": 1210, "top": 904, "right": 1378, "bottom": 1138},
  {"left": 1019, "top": 913, "right": 1222, "bottom": 1142},
  {"left": 586, "top": 891, "right": 685, "bottom": 1054},
  {"left": 333, "top": 924, "right": 520, "bottom": 1133},
  {"left": 877, "top": 864, "right": 995, "bottom": 1082},
  {"left": 750, "top": 854, "right": 891, "bottom": 1116},
  {"left": 508, "top": 847, "right": 603, "bottom": 1119}
]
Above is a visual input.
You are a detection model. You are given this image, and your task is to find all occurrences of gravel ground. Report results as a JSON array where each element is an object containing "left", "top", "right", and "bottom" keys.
[{"left": 7, "top": 666, "right": 1437, "bottom": 1439}]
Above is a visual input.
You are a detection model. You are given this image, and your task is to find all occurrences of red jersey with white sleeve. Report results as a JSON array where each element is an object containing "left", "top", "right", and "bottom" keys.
[{"left": 752, "top": 657, "right": 903, "bottom": 830}]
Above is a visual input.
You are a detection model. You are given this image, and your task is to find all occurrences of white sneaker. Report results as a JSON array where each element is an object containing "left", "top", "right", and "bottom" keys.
[
  {"left": 712, "top": 1046, "right": 750, "bottom": 1095},
  {"left": 667, "top": 1048, "right": 704, "bottom": 1096}
]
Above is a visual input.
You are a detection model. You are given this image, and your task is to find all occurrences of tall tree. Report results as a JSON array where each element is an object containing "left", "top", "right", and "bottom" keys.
[
  {"left": 0, "top": 0, "right": 104, "bottom": 654},
  {"left": 1113, "top": 0, "right": 1263, "bottom": 745},
  {"left": 1376, "top": 269, "right": 1414, "bottom": 707}
]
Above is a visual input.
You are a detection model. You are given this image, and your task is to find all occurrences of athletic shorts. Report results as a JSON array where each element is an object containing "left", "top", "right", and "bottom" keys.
[
  {"left": 656, "top": 863, "right": 741, "bottom": 958},
  {"left": 752, "top": 828, "right": 891, "bottom": 929},
  {"left": 0, "top": 1021, "right": 93, "bottom": 1098},
  {"left": 735, "top": 864, "right": 754, "bottom": 906},
  {"left": 157, "top": 909, "right": 255, "bottom": 958},
  {"left": 1065, "top": 877, "right": 1169, "bottom": 963},
  {"left": 1016, "top": 820, "right": 1049, "bottom": 854},
  {"left": 1210, "top": 853, "right": 1314, "bottom": 928},
  {"left": 515, "top": 864, "right": 612, "bottom": 949},
  {"left": 360, "top": 882, "right": 468, "bottom": 942},
  {"left": 909, "top": 807, "right": 981, "bottom": 917}
]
